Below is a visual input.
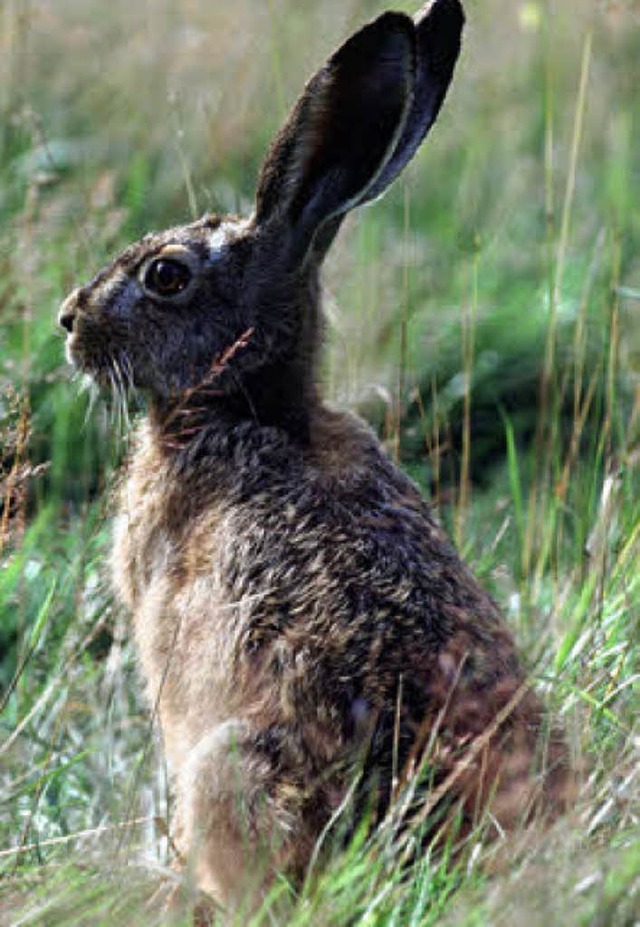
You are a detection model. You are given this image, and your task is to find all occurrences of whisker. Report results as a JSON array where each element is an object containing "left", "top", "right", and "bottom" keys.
[
  {"left": 105, "top": 359, "right": 122, "bottom": 440},
  {"left": 82, "top": 380, "right": 99, "bottom": 432},
  {"left": 121, "top": 351, "right": 141, "bottom": 410},
  {"left": 121, "top": 352, "right": 134, "bottom": 392},
  {"left": 113, "top": 355, "right": 131, "bottom": 433}
]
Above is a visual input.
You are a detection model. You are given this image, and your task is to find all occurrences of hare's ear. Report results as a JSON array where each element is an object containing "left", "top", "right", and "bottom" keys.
[
  {"left": 254, "top": 0, "right": 464, "bottom": 264},
  {"left": 254, "top": 11, "right": 416, "bottom": 262},
  {"left": 359, "top": 0, "right": 465, "bottom": 205}
]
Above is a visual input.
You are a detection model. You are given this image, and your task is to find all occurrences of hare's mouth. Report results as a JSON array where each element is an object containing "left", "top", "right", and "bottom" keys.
[
  {"left": 64, "top": 331, "right": 97, "bottom": 377},
  {"left": 64, "top": 331, "right": 82, "bottom": 367},
  {"left": 66, "top": 332, "right": 133, "bottom": 398}
]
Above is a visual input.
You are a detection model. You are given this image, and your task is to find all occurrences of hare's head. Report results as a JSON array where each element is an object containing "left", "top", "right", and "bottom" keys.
[{"left": 60, "top": 0, "right": 463, "bottom": 431}]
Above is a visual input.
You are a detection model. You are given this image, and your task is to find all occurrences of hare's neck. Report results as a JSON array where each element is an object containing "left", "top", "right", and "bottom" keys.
[
  {"left": 140, "top": 397, "right": 307, "bottom": 508},
  {"left": 149, "top": 368, "right": 320, "bottom": 453}
]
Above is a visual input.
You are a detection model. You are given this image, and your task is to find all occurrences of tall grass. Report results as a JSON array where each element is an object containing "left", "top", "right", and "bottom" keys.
[{"left": 1, "top": 0, "right": 639, "bottom": 924}]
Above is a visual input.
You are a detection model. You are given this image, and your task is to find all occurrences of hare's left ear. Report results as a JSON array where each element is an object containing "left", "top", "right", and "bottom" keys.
[{"left": 254, "top": 0, "right": 464, "bottom": 264}]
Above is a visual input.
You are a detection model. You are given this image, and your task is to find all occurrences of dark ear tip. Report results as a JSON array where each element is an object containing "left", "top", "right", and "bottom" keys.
[
  {"left": 330, "top": 10, "right": 415, "bottom": 67},
  {"left": 414, "top": 0, "right": 465, "bottom": 76},
  {"left": 414, "top": 0, "right": 466, "bottom": 35}
]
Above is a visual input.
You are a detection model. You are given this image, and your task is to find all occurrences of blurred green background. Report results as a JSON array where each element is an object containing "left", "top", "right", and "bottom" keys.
[{"left": 1, "top": 1, "right": 639, "bottom": 924}]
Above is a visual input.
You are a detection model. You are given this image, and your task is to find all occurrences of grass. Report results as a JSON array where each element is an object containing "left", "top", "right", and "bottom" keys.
[{"left": 1, "top": 0, "right": 639, "bottom": 923}]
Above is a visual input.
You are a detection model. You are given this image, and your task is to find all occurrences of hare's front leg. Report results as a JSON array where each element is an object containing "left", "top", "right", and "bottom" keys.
[{"left": 176, "top": 720, "right": 303, "bottom": 914}]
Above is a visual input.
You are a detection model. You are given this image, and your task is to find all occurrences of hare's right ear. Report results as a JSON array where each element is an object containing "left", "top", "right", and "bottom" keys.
[{"left": 254, "top": 11, "right": 416, "bottom": 263}]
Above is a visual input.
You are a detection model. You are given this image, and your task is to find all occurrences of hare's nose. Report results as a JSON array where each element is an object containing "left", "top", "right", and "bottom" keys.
[{"left": 58, "top": 290, "right": 80, "bottom": 333}]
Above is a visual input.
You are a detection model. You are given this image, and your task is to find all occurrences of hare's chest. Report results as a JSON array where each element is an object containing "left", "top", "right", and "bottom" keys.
[
  {"left": 111, "top": 484, "right": 177, "bottom": 612},
  {"left": 112, "top": 473, "right": 242, "bottom": 744},
  {"left": 111, "top": 441, "right": 210, "bottom": 602}
]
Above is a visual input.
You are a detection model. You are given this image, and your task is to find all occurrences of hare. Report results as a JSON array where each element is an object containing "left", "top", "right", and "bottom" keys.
[{"left": 59, "top": 0, "right": 574, "bottom": 913}]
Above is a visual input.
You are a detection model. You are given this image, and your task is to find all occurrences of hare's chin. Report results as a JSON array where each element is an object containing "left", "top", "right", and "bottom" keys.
[
  {"left": 64, "top": 336, "right": 88, "bottom": 372},
  {"left": 65, "top": 339, "right": 104, "bottom": 384},
  {"left": 64, "top": 336, "right": 77, "bottom": 364}
]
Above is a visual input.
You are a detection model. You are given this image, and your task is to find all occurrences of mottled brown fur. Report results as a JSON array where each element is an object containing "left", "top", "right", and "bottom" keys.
[{"left": 59, "top": 0, "right": 574, "bottom": 913}]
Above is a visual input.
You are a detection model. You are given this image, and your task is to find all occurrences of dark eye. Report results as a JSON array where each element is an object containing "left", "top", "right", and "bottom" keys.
[{"left": 144, "top": 258, "right": 192, "bottom": 297}]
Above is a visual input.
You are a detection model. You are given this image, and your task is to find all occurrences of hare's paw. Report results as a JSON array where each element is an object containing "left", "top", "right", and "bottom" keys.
[{"left": 177, "top": 720, "right": 301, "bottom": 914}]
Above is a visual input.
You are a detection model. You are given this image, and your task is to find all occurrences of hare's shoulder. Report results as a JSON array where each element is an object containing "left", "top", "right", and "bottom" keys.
[{"left": 223, "top": 407, "right": 502, "bottom": 643}]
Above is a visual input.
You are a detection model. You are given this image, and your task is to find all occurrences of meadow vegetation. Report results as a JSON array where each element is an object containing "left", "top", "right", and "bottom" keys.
[{"left": 1, "top": 0, "right": 639, "bottom": 923}]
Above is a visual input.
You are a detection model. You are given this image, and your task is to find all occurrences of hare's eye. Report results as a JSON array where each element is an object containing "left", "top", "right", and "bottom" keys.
[{"left": 144, "top": 258, "right": 192, "bottom": 297}]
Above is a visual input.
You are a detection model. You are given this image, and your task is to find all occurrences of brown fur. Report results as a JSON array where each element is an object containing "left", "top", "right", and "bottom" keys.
[{"left": 59, "top": 0, "right": 575, "bottom": 913}]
